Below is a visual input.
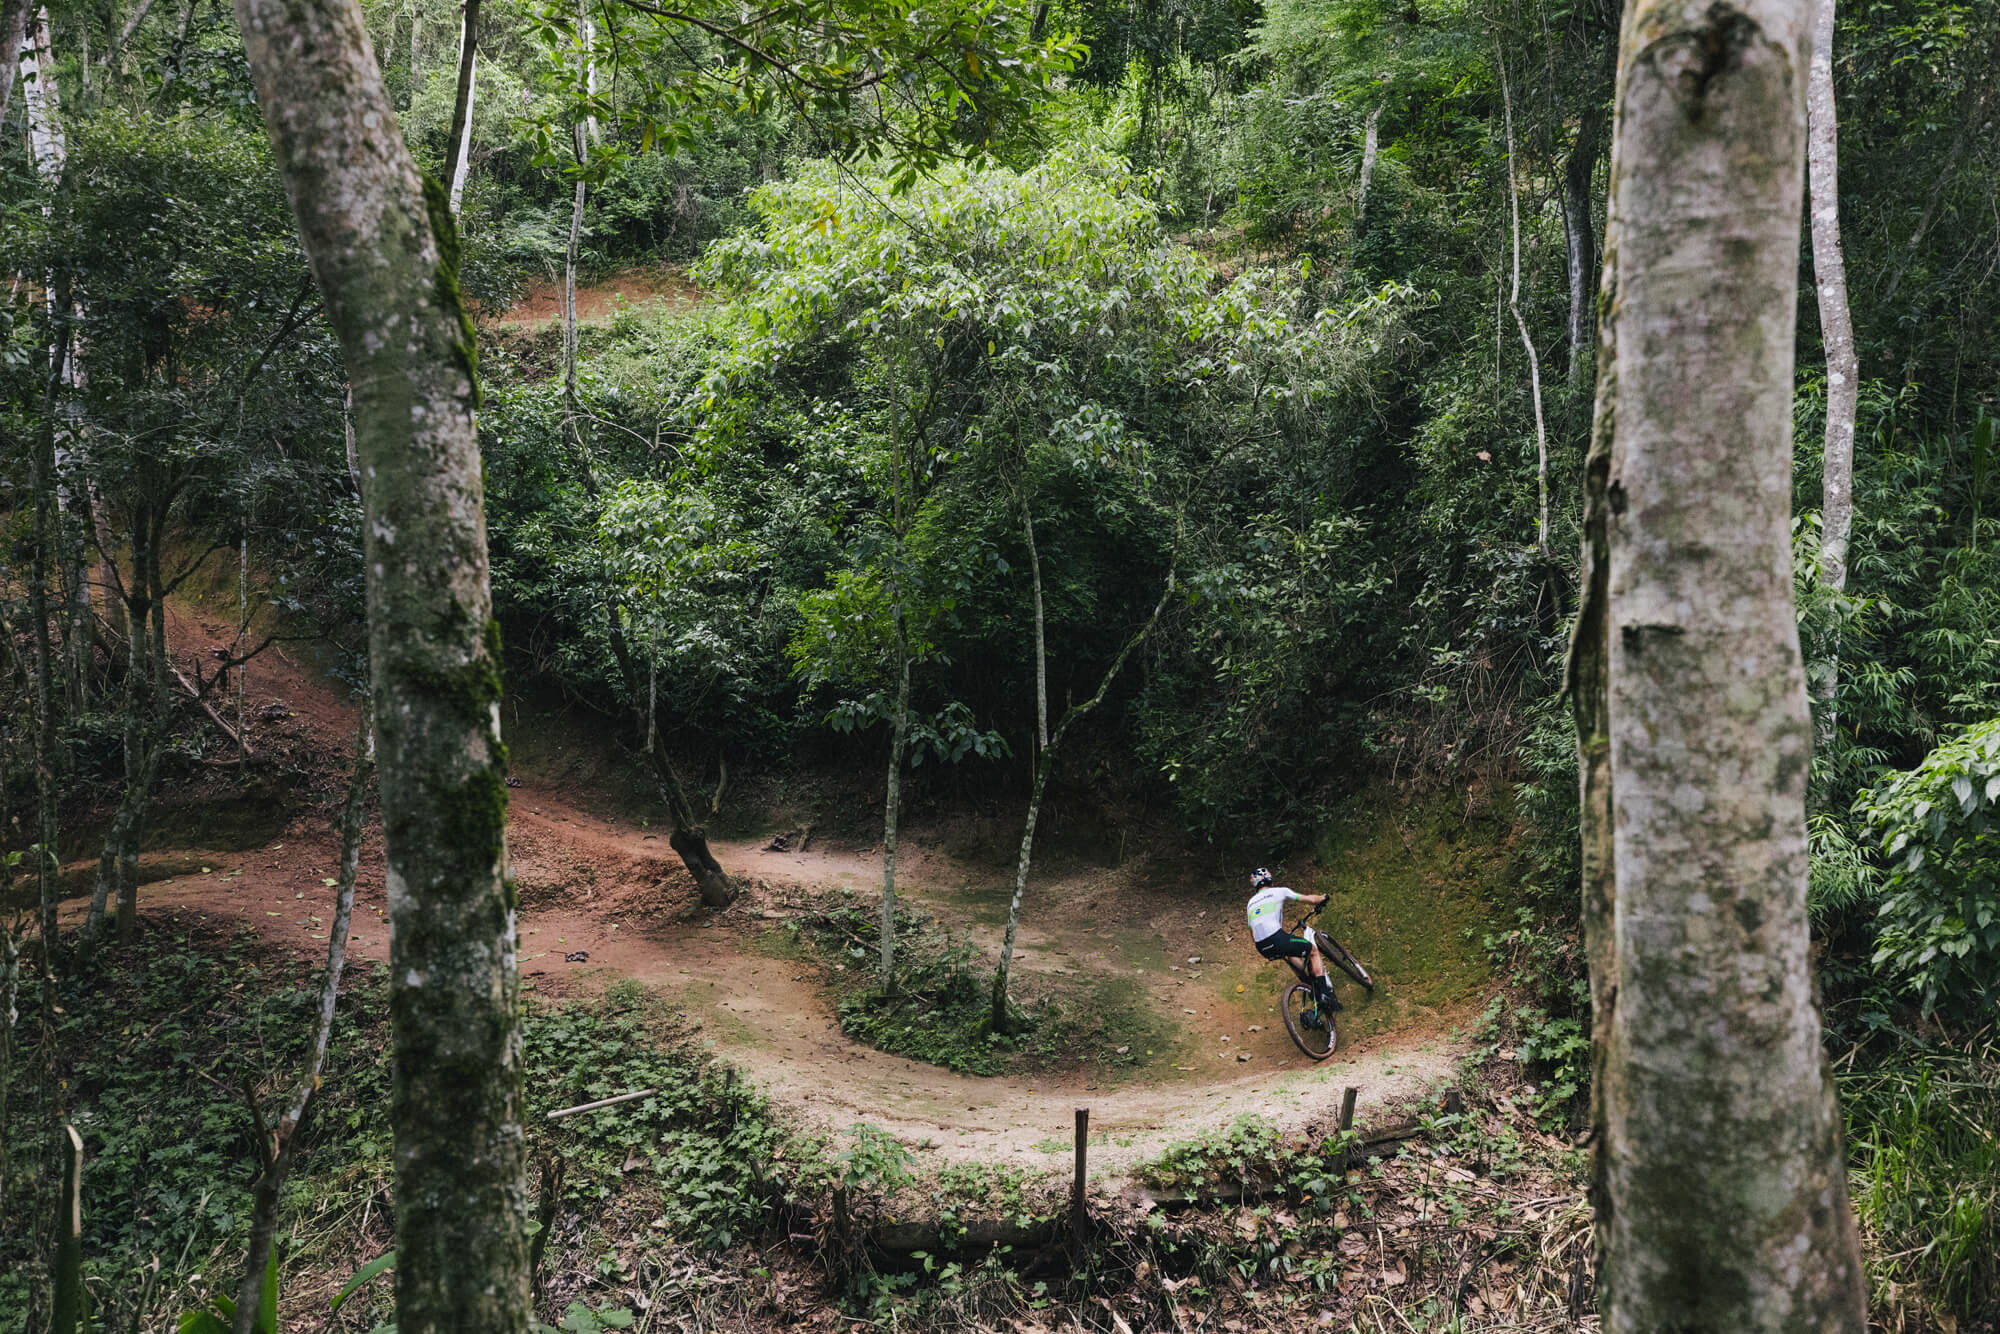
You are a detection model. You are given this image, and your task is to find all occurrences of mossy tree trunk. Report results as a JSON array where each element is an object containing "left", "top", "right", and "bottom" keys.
[
  {"left": 1565, "top": 0, "right": 1867, "bottom": 1326},
  {"left": 233, "top": 1, "right": 530, "bottom": 1330}
]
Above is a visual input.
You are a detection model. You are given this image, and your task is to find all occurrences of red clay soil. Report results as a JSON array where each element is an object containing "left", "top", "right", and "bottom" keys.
[
  {"left": 495, "top": 265, "right": 703, "bottom": 327},
  {"left": 63, "top": 603, "right": 1472, "bottom": 1178}
]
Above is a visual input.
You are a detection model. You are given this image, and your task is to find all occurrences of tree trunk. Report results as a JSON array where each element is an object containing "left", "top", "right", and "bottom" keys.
[
  {"left": 1021, "top": 498, "right": 1048, "bottom": 752},
  {"left": 233, "top": 1, "right": 530, "bottom": 1329},
  {"left": 0, "top": 0, "right": 31, "bottom": 139},
  {"left": 1560, "top": 101, "right": 1606, "bottom": 390},
  {"left": 990, "top": 572, "right": 1173, "bottom": 1032},
  {"left": 1498, "top": 48, "right": 1552, "bottom": 556},
  {"left": 563, "top": 168, "right": 584, "bottom": 428},
  {"left": 1569, "top": 0, "right": 1868, "bottom": 1325},
  {"left": 442, "top": 0, "right": 479, "bottom": 214},
  {"left": 115, "top": 527, "right": 172, "bottom": 945},
  {"left": 31, "top": 309, "right": 68, "bottom": 958},
  {"left": 1808, "top": 0, "right": 1856, "bottom": 739},
  {"left": 1355, "top": 104, "right": 1382, "bottom": 236},
  {"left": 231, "top": 721, "right": 373, "bottom": 1334},
  {"left": 879, "top": 624, "right": 910, "bottom": 982},
  {"left": 20, "top": 8, "right": 63, "bottom": 179}
]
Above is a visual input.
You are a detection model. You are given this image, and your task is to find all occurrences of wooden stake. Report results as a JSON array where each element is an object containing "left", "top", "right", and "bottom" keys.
[
  {"left": 1337, "top": 1086, "right": 1359, "bottom": 1171},
  {"left": 1071, "top": 1107, "right": 1089, "bottom": 1245},
  {"left": 51, "top": 1124, "right": 83, "bottom": 1334}
]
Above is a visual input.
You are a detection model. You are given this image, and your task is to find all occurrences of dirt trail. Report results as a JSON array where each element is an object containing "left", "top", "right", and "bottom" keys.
[{"left": 68, "top": 607, "right": 1473, "bottom": 1181}]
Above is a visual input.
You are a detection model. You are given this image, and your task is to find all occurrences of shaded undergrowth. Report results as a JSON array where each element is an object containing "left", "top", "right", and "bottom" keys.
[{"left": 768, "top": 887, "right": 1177, "bottom": 1078}]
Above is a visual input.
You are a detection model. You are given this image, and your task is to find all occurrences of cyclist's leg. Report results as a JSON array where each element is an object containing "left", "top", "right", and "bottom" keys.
[{"left": 1303, "top": 932, "right": 1338, "bottom": 1006}]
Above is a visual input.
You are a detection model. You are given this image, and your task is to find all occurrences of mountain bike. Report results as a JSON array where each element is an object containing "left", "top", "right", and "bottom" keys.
[{"left": 1277, "top": 903, "right": 1375, "bottom": 1061}]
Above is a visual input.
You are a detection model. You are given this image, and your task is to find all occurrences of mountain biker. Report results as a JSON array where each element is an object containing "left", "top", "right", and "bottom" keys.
[{"left": 1246, "top": 867, "right": 1340, "bottom": 1009}]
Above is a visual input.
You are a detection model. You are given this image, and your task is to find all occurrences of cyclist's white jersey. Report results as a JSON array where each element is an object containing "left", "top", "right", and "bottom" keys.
[{"left": 1246, "top": 886, "right": 1302, "bottom": 943}]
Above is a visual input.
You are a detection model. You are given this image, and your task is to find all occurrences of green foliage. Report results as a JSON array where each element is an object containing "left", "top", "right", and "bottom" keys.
[
  {"left": 1842, "top": 1030, "right": 2000, "bottom": 1318},
  {"left": 791, "top": 896, "right": 1016, "bottom": 1074},
  {"left": 1859, "top": 718, "right": 2000, "bottom": 1015},
  {"left": 522, "top": 995, "right": 787, "bottom": 1249},
  {"left": 522, "top": 0, "right": 1081, "bottom": 189}
]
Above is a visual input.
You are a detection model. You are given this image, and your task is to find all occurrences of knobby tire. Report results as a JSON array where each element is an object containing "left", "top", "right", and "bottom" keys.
[{"left": 1281, "top": 982, "right": 1336, "bottom": 1060}]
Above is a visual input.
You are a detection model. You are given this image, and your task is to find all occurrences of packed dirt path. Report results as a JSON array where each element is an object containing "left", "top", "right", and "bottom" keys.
[{"left": 60, "top": 605, "right": 1477, "bottom": 1182}]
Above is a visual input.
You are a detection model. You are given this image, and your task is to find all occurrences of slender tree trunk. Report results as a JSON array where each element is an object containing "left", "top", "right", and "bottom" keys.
[
  {"left": 1567, "top": 0, "right": 1868, "bottom": 1325},
  {"left": 563, "top": 169, "right": 584, "bottom": 428},
  {"left": 103, "top": 0, "right": 158, "bottom": 71},
  {"left": 1808, "top": 0, "right": 1856, "bottom": 742},
  {"left": 115, "top": 529, "right": 172, "bottom": 945},
  {"left": 442, "top": 0, "right": 479, "bottom": 214},
  {"left": 0, "top": 0, "right": 30, "bottom": 137},
  {"left": 1560, "top": 101, "right": 1606, "bottom": 389},
  {"left": 31, "top": 313, "right": 68, "bottom": 960},
  {"left": 20, "top": 8, "right": 63, "bottom": 178},
  {"left": 89, "top": 487, "right": 125, "bottom": 647},
  {"left": 1498, "top": 48, "right": 1552, "bottom": 556},
  {"left": 1355, "top": 104, "right": 1382, "bottom": 236},
  {"left": 234, "top": 2, "right": 530, "bottom": 1329},
  {"left": 879, "top": 623, "right": 909, "bottom": 982},
  {"left": 566, "top": 454, "right": 735, "bottom": 908},
  {"left": 991, "top": 573, "right": 1173, "bottom": 1032},
  {"left": 85, "top": 513, "right": 149, "bottom": 944},
  {"left": 1021, "top": 498, "right": 1048, "bottom": 752},
  {"left": 232, "top": 721, "right": 373, "bottom": 1334}
]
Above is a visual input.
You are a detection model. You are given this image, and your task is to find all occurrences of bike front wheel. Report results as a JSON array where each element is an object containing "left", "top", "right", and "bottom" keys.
[
  {"left": 1281, "top": 983, "right": 1337, "bottom": 1060},
  {"left": 1320, "top": 937, "right": 1374, "bottom": 991}
]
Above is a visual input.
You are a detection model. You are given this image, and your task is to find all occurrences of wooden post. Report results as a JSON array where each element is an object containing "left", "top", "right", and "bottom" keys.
[
  {"left": 51, "top": 1124, "right": 83, "bottom": 1334},
  {"left": 1337, "top": 1086, "right": 1359, "bottom": 1171},
  {"left": 1070, "top": 1107, "right": 1089, "bottom": 1246}
]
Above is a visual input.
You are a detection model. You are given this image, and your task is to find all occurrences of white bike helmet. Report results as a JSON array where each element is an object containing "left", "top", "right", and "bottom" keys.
[{"left": 1250, "top": 867, "right": 1274, "bottom": 889}]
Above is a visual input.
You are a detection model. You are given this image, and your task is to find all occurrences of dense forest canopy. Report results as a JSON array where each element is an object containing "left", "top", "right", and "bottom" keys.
[{"left": 2, "top": 0, "right": 1997, "bottom": 1327}]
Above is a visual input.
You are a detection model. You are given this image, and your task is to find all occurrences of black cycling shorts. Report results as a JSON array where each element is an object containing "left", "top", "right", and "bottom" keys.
[{"left": 1254, "top": 931, "right": 1312, "bottom": 962}]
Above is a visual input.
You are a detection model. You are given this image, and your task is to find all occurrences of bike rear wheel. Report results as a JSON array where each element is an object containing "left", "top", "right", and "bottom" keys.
[
  {"left": 1281, "top": 982, "right": 1337, "bottom": 1060},
  {"left": 1320, "top": 937, "right": 1374, "bottom": 991}
]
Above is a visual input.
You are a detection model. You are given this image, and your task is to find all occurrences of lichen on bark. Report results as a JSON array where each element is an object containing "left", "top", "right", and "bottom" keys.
[
  {"left": 232, "top": 0, "right": 529, "bottom": 1328},
  {"left": 1576, "top": 0, "right": 1868, "bottom": 1327}
]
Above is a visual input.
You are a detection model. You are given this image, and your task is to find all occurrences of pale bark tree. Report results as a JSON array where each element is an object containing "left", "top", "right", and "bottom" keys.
[
  {"left": 1497, "top": 47, "right": 1551, "bottom": 556},
  {"left": 990, "top": 569, "right": 1172, "bottom": 1030},
  {"left": 233, "top": 1, "right": 530, "bottom": 1329},
  {"left": 1564, "top": 0, "right": 1868, "bottom": 1326},
  {"left": 875, "top": 394, "right": 917, "bottom": 981},
  {"left": 0, "top": 0, "right": 30, "bottom": 133},
  {"left": 1808, "top": 0, "right": 1857, "bottom": 736},
  {"left": 1355, "top": 103, "right": 1382, "bottom": 234},
  {"left": 443, "top": 0, "right": 479, "bottom": 213},
  {"left": 1559, "top": 99, "right": 1606, "bottom": 388},
  {"left": 19, "top": 7, "right": 61, "bottom": 178}
]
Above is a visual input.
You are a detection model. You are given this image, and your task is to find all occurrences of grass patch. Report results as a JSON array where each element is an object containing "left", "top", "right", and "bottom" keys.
[
  {"left": 779, "top": 888, "right": 1177, "bottom": 1079},
  {"left": 1842, "top": 1026, "right": 2000, "bottom": 1322},
  {"left": 1309, "top": 786, "right": 1502, "bottom": 1045}
]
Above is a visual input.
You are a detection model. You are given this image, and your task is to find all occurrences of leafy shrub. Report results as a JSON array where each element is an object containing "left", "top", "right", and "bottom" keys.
[
  {"left": 1859, "top": 717, "right": 2000, "bottom": 1015},
  {"left": 791, "top": 897, "right": 1019, "bottom": 1076}
]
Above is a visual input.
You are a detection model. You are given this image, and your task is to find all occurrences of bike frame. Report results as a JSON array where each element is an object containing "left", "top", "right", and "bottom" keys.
[{"left": 1282, "top": 918, "right": 1329, "bottom": 991}]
